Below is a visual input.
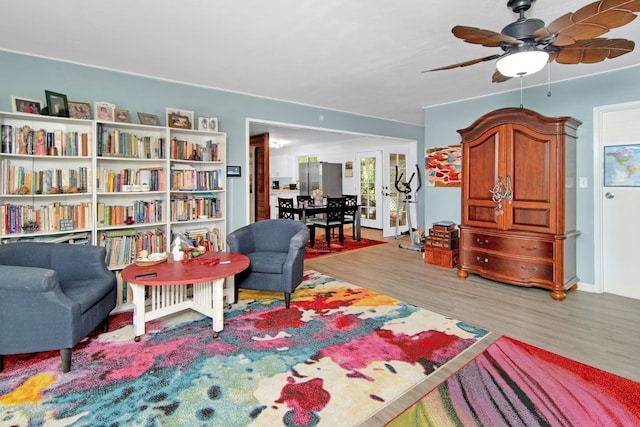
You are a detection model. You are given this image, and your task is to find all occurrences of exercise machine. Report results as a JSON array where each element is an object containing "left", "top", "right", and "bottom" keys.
[{"left": 394, "top": 164, "right": 424, "bottom": 251}]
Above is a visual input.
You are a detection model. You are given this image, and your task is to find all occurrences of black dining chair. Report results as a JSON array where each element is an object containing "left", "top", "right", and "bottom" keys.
[
  {"left": 296, "top": 195, "right": 314, "bottom": 224},
  {"left": 308, "top": 197, "right": 345, "bottom": 248},
  {"left": 342, "top": 194, "right": 358, "bottom": 239},
  {"left": 277, "top": 197, "right": 294, "bottom": 219}
]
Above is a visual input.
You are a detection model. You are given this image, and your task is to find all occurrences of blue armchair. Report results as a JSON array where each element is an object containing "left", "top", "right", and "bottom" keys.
[
  {"left": 0, "top": 242, "right": 117, "bottom": 373},
  {"left": 227, "top": 219, "right": 309, "bottom": 308}
]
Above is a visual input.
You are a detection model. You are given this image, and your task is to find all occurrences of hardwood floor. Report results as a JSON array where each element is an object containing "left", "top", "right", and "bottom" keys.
[{"left": 304, "top": 228, "right": 640, "bottom": 426}]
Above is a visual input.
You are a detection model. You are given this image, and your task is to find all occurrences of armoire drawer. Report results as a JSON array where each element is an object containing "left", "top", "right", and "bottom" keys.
[
  {"left": 463, "top": 231, "right": 553, "bottom": 259},
  {"left": 463, "top": 249, "right": 554, "bottom": 283}
]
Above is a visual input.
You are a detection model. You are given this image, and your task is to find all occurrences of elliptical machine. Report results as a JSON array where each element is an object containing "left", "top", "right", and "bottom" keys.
[{"left": 394, "top": 164, "right": 424, "bottom": 251}]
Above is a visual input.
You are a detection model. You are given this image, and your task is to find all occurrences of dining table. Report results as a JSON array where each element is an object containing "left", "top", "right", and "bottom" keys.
[{"left": 291, "top": 203, "right": 361, "bottom": 241}]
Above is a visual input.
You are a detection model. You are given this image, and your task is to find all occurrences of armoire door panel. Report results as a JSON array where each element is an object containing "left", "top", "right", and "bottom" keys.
[
  {"left": 464, "top": 132, "right": 500, "bottom": 201},
  {"left": 509, "top": 128, "right": 554, "bottom": 203},
  {"left": 511, "top": 207, "right": 551, "bottom": 230}
]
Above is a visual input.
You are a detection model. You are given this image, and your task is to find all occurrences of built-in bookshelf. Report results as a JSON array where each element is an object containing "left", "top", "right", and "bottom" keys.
[{"left": 1, "top": 112, "right": 228, "bottom": 309}]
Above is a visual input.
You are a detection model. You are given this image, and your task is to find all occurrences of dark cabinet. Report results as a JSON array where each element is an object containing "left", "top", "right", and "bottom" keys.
[{"left": 457, "top": 108, "right": 581, "bottom": 300}]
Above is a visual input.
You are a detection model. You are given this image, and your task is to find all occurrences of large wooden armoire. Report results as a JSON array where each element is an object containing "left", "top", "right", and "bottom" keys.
[{"left": 457, "top": 107, "right": 581, "bottom": 300}]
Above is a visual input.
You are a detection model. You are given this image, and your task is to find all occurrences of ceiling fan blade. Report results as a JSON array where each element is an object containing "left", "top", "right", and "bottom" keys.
[
  {"left": 492, "top": 71, "right": 512, "bottom": 83},
  {"left": 553, "top": 38, "right": 635, "bottom": 63},
  {"left": 535, "top": 0, "right": 640, "bottom": 46},
  {"left": 452, "top": 26, "right": 521, "bottom": 47},
  {"left": 424, "top": 54, "right": 502, "bottom": 72}
]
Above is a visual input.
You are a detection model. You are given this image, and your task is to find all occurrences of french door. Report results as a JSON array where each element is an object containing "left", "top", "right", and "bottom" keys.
[
  {"left": 355, "top": 151, "right": 382, "bottom": 229},
  {"left": 383, "top": 152, "right": 410, "bottom": 238}
]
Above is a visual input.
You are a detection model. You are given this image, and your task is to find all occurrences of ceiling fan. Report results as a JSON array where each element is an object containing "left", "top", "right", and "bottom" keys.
[{"left": 426, "top": 0, "right": 639, "bottom": 82}]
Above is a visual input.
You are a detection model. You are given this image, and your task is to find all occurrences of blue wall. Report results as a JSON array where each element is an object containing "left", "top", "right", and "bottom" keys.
[
  {"left": 0, "top": 50, "right": 424, "bottom": 232},
  {"left": 424, "top": 65, "right": 640, "bottom": 285}
]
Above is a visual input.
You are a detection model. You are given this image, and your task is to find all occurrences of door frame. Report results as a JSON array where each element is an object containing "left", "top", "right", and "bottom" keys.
[
  {"left": 593, "top": 100, "right": 640, "bottom": 294},
  {"left": 247, "top": 118, "right": 419, "bottom": 226}
]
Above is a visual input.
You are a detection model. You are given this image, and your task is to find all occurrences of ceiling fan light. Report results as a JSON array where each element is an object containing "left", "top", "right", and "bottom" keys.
[{"left": 496, "top": 49, "right": 549, "bottom": 77}]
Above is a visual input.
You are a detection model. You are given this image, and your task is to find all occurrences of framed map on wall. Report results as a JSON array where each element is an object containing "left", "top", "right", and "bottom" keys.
[
  {"left": 604, "top": 144, "right": 640, "bottom": 187},
  {"left": 426, "top": 145, "right": 462, "bottom": 187}
]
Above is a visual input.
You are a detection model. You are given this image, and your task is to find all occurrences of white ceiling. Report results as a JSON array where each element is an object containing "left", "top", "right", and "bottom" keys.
[{"left": 2, "top": 0, "right": 639, "bottom": 128}]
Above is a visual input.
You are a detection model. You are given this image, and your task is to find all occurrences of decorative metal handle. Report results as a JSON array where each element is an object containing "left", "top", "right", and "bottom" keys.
[
  {"left": 520, "top": 244, "right": 537, "bottom": 251},
  {"left": 605, "top": 192, "right": 615, "bottom": 199},
  {"left": 520, "top": 265, "right": 538, "bottom": 272},
  {"left": 476, "top": 238, "right": 489, "bottom": 245},
  {"left": 476, "top": 256, "right": 489, "bottom": 264}
]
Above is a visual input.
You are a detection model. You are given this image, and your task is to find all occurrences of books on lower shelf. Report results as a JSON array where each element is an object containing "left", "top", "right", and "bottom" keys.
[
  {"left": 99, "top": 228, "right": 167, "bottom": 269},
  {"left": 1, "top": 202, "right": 92, "bottom": 235}
]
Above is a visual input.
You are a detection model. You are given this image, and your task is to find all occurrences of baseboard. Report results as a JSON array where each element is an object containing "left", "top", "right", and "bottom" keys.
[{"left": 576, "top": 281, "right": 598, "bottom": 294}]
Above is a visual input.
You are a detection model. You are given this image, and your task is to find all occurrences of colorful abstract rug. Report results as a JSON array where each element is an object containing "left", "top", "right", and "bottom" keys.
[
  {"left": 0, "top": 270, "right": 489, "bottom": 426},
  {"left": 388, "top": 336, "right": 640, "bottom": 426},
  {"left": 305, "top": 236, "right": 387, "bottom": 259}
]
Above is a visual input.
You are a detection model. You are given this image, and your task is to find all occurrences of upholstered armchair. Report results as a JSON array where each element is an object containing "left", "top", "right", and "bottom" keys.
[
  {"left": 227, "top": 219, "right": 309, "bottom": 308},
  {"left": 0, "top": 242, "right": 117, "bottom": 373}
]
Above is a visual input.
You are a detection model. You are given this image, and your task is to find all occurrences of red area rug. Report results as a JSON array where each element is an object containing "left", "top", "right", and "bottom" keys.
[
  {"left": 305, "top": 235, "right": 387, "bottom": 259},
  {"left": 387, "top": 335, "right": 640, "bottom": 426}
]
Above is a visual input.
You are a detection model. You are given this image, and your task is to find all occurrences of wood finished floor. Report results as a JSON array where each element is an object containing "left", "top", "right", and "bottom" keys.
[{"left": 304, "top": 227, "right": 640, "bottom": 426}]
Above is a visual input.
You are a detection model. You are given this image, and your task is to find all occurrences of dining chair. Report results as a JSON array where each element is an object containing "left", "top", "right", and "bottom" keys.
[
  {"left": 296, "top": 195, "right": 314, "bottom": 224},
  {"left": 342, "top": 194, "right": 358, "bottom": 239},
  {"left": 277, "top": 197, "right": 294, "bottom": 219},
  {"left": 308, "top": 197, "right": 345, "bottom": 248}
]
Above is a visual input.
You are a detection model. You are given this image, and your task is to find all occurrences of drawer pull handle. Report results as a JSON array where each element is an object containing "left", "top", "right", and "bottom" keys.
[
  {"left": 476, "top": 256, "right": 489, "bottom": 264},
  {"left": 476, "top": 238, "right": 489, "bottom": 245},
  {"left": 520, "top": 244, "right": 538, "bottom": 251},
  {"left": 520, "top": 265, "right": 538, "bottom": 272}
]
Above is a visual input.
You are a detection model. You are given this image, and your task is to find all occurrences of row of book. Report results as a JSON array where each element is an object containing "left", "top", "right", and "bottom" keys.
[
  {"left": 0, "top": 231, "right": 90, "bottom": 244},
  {"left": 170, "top": 194, "right": 222, "bottom": 221},
  {"left": 95, "top": 167, "right": 165, "bottom": 192},
  {"left": 1, "top": 202, "right": 92, "bottom": 235},
  {"left": 170, "top": 138, "right": 221, "bottom": 161},
  {"left": 170, "top": 166, "right": 224, "bottom": 191},
  {"left": 1, "top": 124, "right": 91, "bottom": 157},
  {"left": 96, "top": 200, "right": 165, "bottom": 226},
  {"left": 2, "top": 160, "right": 90, "bottom": 194},
  {"left": 99, "top": 228, "right": 167, "bottom": 270},
  {"left": 97, "top": 125, "right": 166, "bottom": 159},
  {"left": 183, "top": 227, "right": 225, "bottom": 252}
]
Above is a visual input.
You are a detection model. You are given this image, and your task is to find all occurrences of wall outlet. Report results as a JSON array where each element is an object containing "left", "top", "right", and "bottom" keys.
[{"left": 579, "top": 177, "right": 588, "bottom": 188}]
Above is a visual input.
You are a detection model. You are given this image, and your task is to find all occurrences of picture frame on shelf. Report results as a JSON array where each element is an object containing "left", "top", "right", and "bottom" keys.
[
  {"left": 114, "top": 109, "right": 130, "bottom": 123},
  {"left": 166, "top": 108, "right": 194, "bottom": 129},
  {"left": 45, "top": 90, "right": 69, "bottom": 117},
  {"left": 137, "top": 112, "right": 161, "bottom": 126},
  {"left": 198, "top": 116, "right": 219, "bottom": 132},
  {"left": 11, "top": 96, "right": 42, "bottom": 114},
  {"left": 68, "top": 101, "right": 92, "bottom": 119},
  {"left": 94, "top": 101, "right": 116, "bottom": 121}
]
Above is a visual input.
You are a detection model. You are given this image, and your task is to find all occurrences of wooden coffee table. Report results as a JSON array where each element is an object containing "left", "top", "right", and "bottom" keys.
[{"left": 121, "top": 251, "right": 249, "bottom": 341}]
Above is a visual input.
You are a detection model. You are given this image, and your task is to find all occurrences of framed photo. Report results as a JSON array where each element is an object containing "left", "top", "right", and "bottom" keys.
[
  {"left": 94, "top": 102, "right": 115, "bottom": 121},
  {"left": 604, "top": 144, "right": 640, "bottom": 187},
  {"left": 11, "top": 96, "right": 42, "bottom": 114},
  {"left": 166, "top": 108, "right": 194, "bottom": 130},
  {"left": 137, "top": 112, "right": 161, "bottom": 126},
  {"left": 45, "top": 90, "right": 69, "bottom": 117},
  {"left": 198, "top": 116, "right": 219, "bottom": 132},
  {"left": 68, "top": 101, "right": 91, "bottom": 119},
  {"left": 114, "top": 109, "right": 130, "bottom": 123}
]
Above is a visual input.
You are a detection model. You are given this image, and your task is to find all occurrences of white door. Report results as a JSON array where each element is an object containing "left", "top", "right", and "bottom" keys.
[
  {"left": 595, "top": 102, "right": 640, "bottom": 300},
  {"left": 355, "top": 151, "right": 383, "bottom": 229},
  {"left": 383, "top": 151, "right": 411, "bottom": 238}
]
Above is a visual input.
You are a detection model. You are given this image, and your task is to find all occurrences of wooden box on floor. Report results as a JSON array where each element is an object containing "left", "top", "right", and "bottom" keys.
[{"left": 424, "top": 247, "right": 459, "bottom": 268}]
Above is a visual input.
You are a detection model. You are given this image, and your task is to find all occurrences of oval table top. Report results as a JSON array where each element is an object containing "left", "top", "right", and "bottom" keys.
[{"left": 121, "top": 251, "right": 249, "bottom": 286}]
